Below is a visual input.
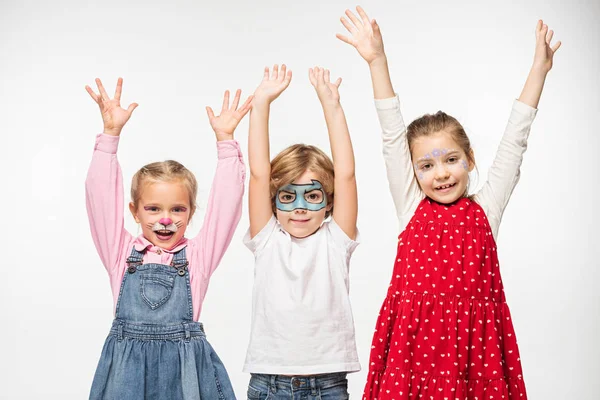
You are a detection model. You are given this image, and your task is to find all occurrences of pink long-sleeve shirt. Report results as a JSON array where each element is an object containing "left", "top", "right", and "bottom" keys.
[{"left": 85, "top": 133, "right": 245, "bottom": 321}]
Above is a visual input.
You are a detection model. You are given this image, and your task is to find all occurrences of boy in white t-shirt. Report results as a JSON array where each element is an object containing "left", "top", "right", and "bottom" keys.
[{"left": 244, "top": 64, "right": 360, "bottom": 399}]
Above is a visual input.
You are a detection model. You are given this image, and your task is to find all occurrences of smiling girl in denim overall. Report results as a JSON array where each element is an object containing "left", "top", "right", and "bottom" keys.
[
  {"left": 337, "top": 7, "right": 560, "bottom": 399},
  {"left": 85, "top": 78, "right": 251, "bottom": 400},
  {"left": 243, "top": 65, "right": 359, "bottom": 400}
]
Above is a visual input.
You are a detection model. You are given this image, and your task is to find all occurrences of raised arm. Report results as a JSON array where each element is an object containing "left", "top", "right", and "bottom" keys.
[
  {"left": 191, "top": 89, "right": 251, "bottom": 276},
  {"left": 476, "top": 20, "right": 560, "bottom": 237},
  {"left": 84, "top": 78, "right": 138, "bottom": 273},
  {"left": 248, "top": 65, "right": 292, "bottom": 238},
  {"left": 308, "top": 67, "right": 357, "bottom": 239},
  {"left": 337, "top": 7, "right": 422, "bottom": 229}
]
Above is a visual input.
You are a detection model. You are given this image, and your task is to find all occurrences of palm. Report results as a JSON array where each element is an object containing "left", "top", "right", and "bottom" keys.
[
  {"left": 206, "top": 89, "right": 253, "bottom": 141},
  {"left": 85, "top": 78, "right": 138, "bottom": 136},
  {"left": 337, "top": 6, "right": 385, "bottom": 64},
  {"left": 309, "top": 67, "right": 342, "bottom": 106},
  {"left": 533, "top": 20, "right": 561, "bottom": 73},
  {"left": 253, "top": 65, "right": 292, "bottom": 104}
]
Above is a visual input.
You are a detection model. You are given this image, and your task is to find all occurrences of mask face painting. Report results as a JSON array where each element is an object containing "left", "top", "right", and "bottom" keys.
[{"left": 276, "top": 180, "right": 327, "bottom": 212}]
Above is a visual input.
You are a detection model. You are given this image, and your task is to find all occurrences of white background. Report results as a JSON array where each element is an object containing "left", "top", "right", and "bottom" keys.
[{"left": 2, "top": 0, "right": 599, "bottom": 398}]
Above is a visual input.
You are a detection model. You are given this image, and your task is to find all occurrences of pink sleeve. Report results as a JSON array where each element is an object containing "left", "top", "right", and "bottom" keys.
[
  {"left": 85, "top": 134, "right": 133, "bottom": 277},
  {"left": 189, "top": 140, "right": 245, "bottom": 277}
]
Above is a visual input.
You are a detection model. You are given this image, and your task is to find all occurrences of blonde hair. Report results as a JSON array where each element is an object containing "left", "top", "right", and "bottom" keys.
[
  {"left": 407, "top": 111, "right": 476, "bottom": 196},
  {"left": 270, "top": 144, "right": 335, "bottom": 218},
  {"left": 131, "top": 160, "right": 198, "bottom": 218}
]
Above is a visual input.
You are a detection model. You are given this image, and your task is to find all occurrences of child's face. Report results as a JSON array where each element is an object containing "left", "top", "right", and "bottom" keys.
[
  {"left": 411, "top": 131, "right": 474, "bottom": 204},
  {"left": 129, "top": 180, "right": 193, "bottom": 250},
  {"left": 275, "top": 169, "right": 332, "bottom": 239}
]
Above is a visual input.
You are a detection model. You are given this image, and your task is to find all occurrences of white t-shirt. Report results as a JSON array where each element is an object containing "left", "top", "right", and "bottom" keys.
[{"left": 243, "top": 216, "right": 361, "bottom": 374}]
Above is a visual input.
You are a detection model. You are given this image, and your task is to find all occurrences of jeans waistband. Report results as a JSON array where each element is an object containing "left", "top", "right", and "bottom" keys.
[
  {"left": 109, "top": 320, "right": 205, "bottom": 340},
  {"left": 251, "top": 372, "right": 347, "bottom": 391}
]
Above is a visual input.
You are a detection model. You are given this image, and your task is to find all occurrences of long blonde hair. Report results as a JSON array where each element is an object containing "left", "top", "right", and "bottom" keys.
[{"left": 270, "top": 144, "right": 335, "bottom": 218}]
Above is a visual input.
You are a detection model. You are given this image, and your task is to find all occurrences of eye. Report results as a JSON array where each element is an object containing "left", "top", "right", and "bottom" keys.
[
  {"left": 421, "top": 163, "right": 432, "bottom": 170},
  {"left": 305, "top": 190, "right": 323, "bottom": 203},
  {"left": 447, "top": 157, "right": 458, "bottom": 163},
  {"left": 173, "top": 207, "right": 187, "bottom": 213},
  {"left": 145, "top": 206, "right": 160, "bottom": 212},
  {"left": 278, "top": 192, "right": 296, "bottom": 203}
]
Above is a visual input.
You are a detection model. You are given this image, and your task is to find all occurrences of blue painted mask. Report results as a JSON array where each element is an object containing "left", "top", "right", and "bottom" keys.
[{"left": 275, "top": 180, "right": 327, "bottom": 212}]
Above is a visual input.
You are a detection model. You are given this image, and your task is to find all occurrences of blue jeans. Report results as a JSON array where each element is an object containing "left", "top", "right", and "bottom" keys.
[{"left": 247, "top": 373, "right": 349, "bottom": 400}]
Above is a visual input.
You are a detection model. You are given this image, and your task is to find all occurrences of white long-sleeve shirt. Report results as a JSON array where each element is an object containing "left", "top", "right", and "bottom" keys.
[{"left": 376, "top": 95, "right": 537, "bottom": 239}]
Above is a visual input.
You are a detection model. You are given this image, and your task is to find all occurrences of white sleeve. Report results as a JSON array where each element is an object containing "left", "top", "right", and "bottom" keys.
[
  {"left": 327, "top": 218, "right": 360, "bottom": 257},
  {"left": 243, "top": 215, "right": 278, "bottom": 255},
  {"left": 473, "top": 100, "right": 538, "bottom": 239},
  {"left": 375, "top": 95, "right": 424, "bottom": 232}
]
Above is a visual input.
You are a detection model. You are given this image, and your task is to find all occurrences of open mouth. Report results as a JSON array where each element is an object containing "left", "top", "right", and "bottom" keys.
[
  {"left": 154, "top": 230, "right": 175, "bottom": 241},
  {"left": 435, "top": 183, "right": 456, "bottom": 191}
]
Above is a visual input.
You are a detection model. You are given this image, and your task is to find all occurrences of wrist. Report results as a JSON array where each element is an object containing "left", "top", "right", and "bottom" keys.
[
  {"left": 530, "top": 62, "right": 550, "bottom": 76},
  {"left": 368, "top": 54, "right": 388, "bottom": 68},
  {"left": 214, "top": 131, "right": 234, "bottom": 141},
  {"left": 103, "top": 128, "right": 121, "bottom": 136}
]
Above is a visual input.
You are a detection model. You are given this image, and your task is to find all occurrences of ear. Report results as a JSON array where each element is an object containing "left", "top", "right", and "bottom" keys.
[
  {"left": 326, "top": 202, "right": 333, "bottom": 212},
  {"left": 129, "top": 202, "right": 140, "bottom": 223},
  {"left": 467, "top": 149, "right": 476, "bottom": 172}
]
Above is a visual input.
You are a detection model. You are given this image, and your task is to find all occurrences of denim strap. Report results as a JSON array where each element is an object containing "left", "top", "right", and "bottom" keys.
[{"left": 269, "top": 375, "right": 277, "bottom": 394}]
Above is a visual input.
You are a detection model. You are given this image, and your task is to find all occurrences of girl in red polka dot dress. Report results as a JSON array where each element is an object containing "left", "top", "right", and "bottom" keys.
[{"left": 337, "top": 7, "right": 561, "bottom": 400}]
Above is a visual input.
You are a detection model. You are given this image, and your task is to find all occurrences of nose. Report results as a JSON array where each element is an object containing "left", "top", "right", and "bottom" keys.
[
  {"left": 294, "top": 208, "right": 307, "bottom": 214},
  {"left": 159, "top": 217, "right": 173, "bottom": 226},
  {"left": 435, "top": 165, "right": 450, "bottom": 180}
]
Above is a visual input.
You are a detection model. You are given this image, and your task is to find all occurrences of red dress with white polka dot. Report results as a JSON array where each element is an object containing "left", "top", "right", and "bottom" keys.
[{"left": 363, "top": 197, "right": 526, "bottom": 400}]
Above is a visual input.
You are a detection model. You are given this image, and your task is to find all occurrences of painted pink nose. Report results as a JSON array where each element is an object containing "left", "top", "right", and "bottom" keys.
[{"left": 159, "top": 218, "right": 172, "bottom": 226}]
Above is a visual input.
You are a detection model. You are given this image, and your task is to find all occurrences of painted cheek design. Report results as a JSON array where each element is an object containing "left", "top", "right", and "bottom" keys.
[{"left": 461, "top": 160, "right": 469, "bottom": 170}]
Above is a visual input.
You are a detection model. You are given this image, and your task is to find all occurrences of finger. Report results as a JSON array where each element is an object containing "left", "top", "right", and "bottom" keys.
[
  {"left": 372, "top": 19, "right": 381, "bottom": 35},
  {"left": 95, "top": 78, "right": 109, "bottom": 101},
  {"left": 345, "top": 9, "right": 362, "bottom": 28},
  {"left": 127, "top": 103, "right": 139, "bottom": 115},
  {"left": 308, "top": 68, "right": 317, "bottom": 86},
  {"left": 324, "top": 68, "right": 331, "bottom": 84},
  {"left": 356, "top": 5, "right": 371, "bottom": 26},
  {"left": 336, "top": 33, "right": 355, "bottom": 47},
  {"left": 551, "top": 40, "right": 562, "bottom": 53},
  {"left": 317, "top": 67, "right": 324, "bottom": 85},
  {"left": 271, "top": 64, "right": 279, "bottom": 80},
  {"left": 340, "top": 16, "right": 357, "bottom": 34},
  {"left": 232, "top": 89, "right": 242, "bottom": 110},
  {"left": 283, "top": 69, "right": 292, "bottom": 87},
  {"left": 85, "top": 85, "right": 99, "bottom": 103},
  {"left": 536, "top": 19, "right": 543, "bottom": 34},
  {"left": 206, "top": 106, "right": 216, "bottom": 121},
  {"left": 263, "top": 66, "right": 270, "bottom": 81},
  {"left": 546, "top": 29, "right": 554, "bottom": 45},
  {"left": 114, "top": 77, "right": 123, "bottom": 101},
  {"left": 334, "top": 77, "right": 342, "bottom": 88},
  {"left": 221, "top": 90, "right": 230, "bottom": 112},
  {"left": 279, "top": 64, "right": 287, "bottom": 83}
]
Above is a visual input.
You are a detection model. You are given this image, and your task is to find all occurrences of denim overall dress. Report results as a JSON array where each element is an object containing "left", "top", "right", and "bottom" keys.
[{"left": 90, "top": 247, "right": 236, "bottom": 400}]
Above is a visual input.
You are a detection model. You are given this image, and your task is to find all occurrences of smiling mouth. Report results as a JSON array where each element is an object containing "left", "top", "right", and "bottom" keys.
[
  {"left": 154, "top": 230, "right": 175, "bottom": 240},
  {"left": 291, "top": 219, "right": 310, "bottom": 223},
  {"left": 435, "top": 183, "right": 456, "bottom": 191}
]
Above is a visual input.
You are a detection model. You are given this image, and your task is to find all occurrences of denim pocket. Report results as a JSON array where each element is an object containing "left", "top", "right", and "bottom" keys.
[
  {"left": 140, "top": 273, "right": 175, "bottom": 310},
  {"left": 247, "top": 385, "right": 268, "bottom": 400}
]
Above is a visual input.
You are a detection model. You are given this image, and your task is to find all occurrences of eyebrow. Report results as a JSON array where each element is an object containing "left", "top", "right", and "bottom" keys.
[{"left": 415, "top": 150, "right": 461, "bottom": 162}]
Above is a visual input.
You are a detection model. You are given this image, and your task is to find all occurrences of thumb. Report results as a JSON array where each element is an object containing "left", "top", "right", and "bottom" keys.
[{"left": 127, "top": 103, "right": 139, "bottom": 115}]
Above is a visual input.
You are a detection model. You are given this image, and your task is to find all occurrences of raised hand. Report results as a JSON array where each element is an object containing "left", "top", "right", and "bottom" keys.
[
  {"left": 336, "top": 6, "right": 385, "bottom": 65},
  {"left": 252, "top": 64, "right": 292, "bottom": 106},
  {"left": 85, "top": 78, "right": 138, "bottom": 136},
  {"left": 206, "top": 89, "right": 253, "bottom": 141},
  {"left": 309, "top": 67, "right": 342, "bottom": 107},
  {"left": 533, "top": 19, "right": 561, "bottom": 74}
]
